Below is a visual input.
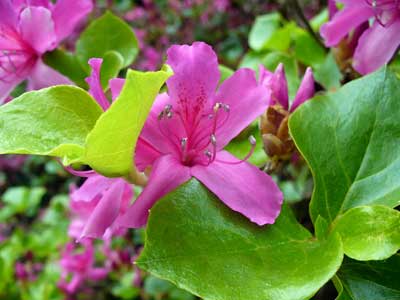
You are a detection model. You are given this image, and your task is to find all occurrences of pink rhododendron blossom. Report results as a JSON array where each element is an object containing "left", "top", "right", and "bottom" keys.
[
  {"left": 67, "top": 58, "right": 133, "bottom": 240},
  {"left": 0, "top": 0, "right": 93, "bottom": 101},
  {"left": 260, "top": 63, "right": 315, "bottom": 112},
  {"left": 117, "top": 42, "right": 283, "bottom": 228},
  {"left": 321, "top": 0, "right": 400, "bottom": 74},
  {"left": 58, "top": 240, "right": 108, "bottom": 295}
]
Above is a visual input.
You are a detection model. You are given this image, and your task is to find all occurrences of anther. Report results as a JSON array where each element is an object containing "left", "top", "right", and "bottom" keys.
[
  {"left": 249, "top": 135, "right": 256, "bottom": 145},
  {"left": 210, "top": 134, "right": 217, "bottom": 146},
  {"left": 181, "top": 137, "right": 188, "bottom": 149}
]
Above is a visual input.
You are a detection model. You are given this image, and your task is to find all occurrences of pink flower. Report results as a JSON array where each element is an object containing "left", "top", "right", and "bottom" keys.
[
  {"left": 67, "top": 58, "right": 133, "bottom": 240},
  {"left": 0, "top": 0, "right": 93, "bottom": 101},
  {"left": 321, "top": 0, "right": 400, "bottom": 74},
  {"left": 58, "top": 240, "right": 108, "bottom": 295},
  {"left": 259, "top": 63, "right": 315, "bottom": 112},
  {"left": 117, "top": 42, "right": 283, "bottom": 228}
]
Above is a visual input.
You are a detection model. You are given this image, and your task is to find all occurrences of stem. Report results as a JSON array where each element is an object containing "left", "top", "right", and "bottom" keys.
[
  {"left": 125, "top": 166, "right": 148, "bottom": 186},
  {"left": 286, "top": 0, "right": 327, "bottom": 50}
]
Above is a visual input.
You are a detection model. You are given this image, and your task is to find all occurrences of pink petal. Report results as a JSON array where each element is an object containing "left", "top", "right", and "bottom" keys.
[
  {"left": 272, "top": 63, "right": 289, "bottom": 109},
  {"left": 27, "top": 59, "right": 73, "bottom": 90},
  {"left": 51, "top": 0, "right": 93, "bottom": 42},
  {"left": 166, "top": 42, "right": 220, "bottom": 124},
  {"left": 212, "top": 68, "right": 270, "bottom": 149},
  {"left": 109, "top": 78, "right": 125, "bottom": 101},
  {"left": 328, "top": 0, "right": 338, "bottom": 19},
  {"left": 135, "top": 93, "right": 185, "bottom": 170},
  {"left": 66, "top": 274, "right": 83, "bottom": 294},
  {"left": 88, "top": 268, "right": 109, "bottom": 281},
  {"left": 0, "top": 0, "right": 17, "bottom": 28},
  {"left": 85, "top": 58, "right": 110, "bottom": 111},
  {"left": 71, "top": 175, "right": 114, "bottom": 203},
  {"left": 81, "top": 179, "right": 127, "bottom": 239},
  {"left": 117, "top": 155, "right": 191, "bottom": 228},
  {"left": 135, "top": 137, "right": 162, "bottom": 172},
  {"left": 12, "top": 0, "right": 51, "bottom": 10},
  {"left": 353, "top": 20, "right": 400, "bottom": 74},
  {"left": 191, "top": 150, "right": 283, "bottom": 225},
  {"left": 290, "top": 67, "right": 315, "bottom": 112},
  {"left": 320, "top": 5, "right": 374, "bottom": 47},
  {"left": 19, "top": 6, "right": 57, "bottom": 53},
  {"left": 0, "top": 80, "right": 20, "bottom": 103}
]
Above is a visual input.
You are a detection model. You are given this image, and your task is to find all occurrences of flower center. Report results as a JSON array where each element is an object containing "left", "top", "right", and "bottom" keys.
[
  {"left": 0, "top": 28, "right": 36, "bottom": 83},
  {"left": 157, "top": 102, "right": 256, "bottom": 167}
]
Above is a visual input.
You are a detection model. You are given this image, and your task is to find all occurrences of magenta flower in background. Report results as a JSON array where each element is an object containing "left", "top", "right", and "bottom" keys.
[
  {"left": 321, "top": 0, "right": 400, "bottom": 74},
  {"left": 67, "top": 58, "right": 133, "bottom": 240},
  {"left": 260, "top": 63, "right": 315, "bottom": 112},
  {"left": 0, "top": 0, "right": 93, "bottom": 101},
  {"left": 58, "top": 240, "right": 109, "bottom": 295},
  {"left": 117, "top": 42, "right": 283, "bottom": 229},
  {"left": 69, "top": 175, "right": 133, "bottom": 240}
]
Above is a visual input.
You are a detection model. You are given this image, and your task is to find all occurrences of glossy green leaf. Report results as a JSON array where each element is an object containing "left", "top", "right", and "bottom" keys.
[
  {"left": 43, "top": 49, "right": 88, "bottom": 87},
  {"left": 0, "top": 86, "right": 102, "bottom": 164},
  {"left": 332, "top": 206, "right": 400, "bottom": 260},
  {"left": 85, "top": 69, "right": 171, "bottom": 177},
  {"left": 335, "top": 256, "right": 400, "bottom": 300},
  {"left": 293, "top": 30, "right": 326, "bottom": 67},
  {"left": 248, "top": 13, "right": 281, "bottom": 52},
  {"left": 76, "top": 11, "right": 138, "bottom": 70},
  {"left": 100, "top": 51, "right": 124, "bottom": 89},
  {"left": 138, "top": 179, "right": 343, "bottom": 300},
  {"left": 290, "top": 68, "right": 400, "bottom": 224}
]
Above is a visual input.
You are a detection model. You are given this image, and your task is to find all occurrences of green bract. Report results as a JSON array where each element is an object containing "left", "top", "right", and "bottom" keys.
[
  {"left": 138, "top": 179, "right": 343, "bottom": 300},
  {"left": 85, "top": 69, "right": 171, "bottom": 177}
]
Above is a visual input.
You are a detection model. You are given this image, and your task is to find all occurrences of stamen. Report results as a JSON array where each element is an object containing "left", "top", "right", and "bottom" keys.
[
  {"left": 210, "top": 133, "right": 217, "bottom": 162},
  {"left": 157, "top": 104, "right": 183, "bottom": 155},
  {"left": 192, "top": 102, "right": 230, "bottom": 151},
  {"left": 216, "top": 135, "right": 257, "bottom": 165}
]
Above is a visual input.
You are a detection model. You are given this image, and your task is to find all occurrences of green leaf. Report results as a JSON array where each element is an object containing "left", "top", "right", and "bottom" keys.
[
  {"left": 43, "top": 49, "right": 88, "bottom": 87},
  {"left": 248, "top": 13, "right": 281, "bottom": 52},
  {"left": 289, "top": 68, "right": 400, "bottom": 224},
  {"left": 332, "top": 206, "right": 400, "bottom": 260},
  {"left": 336, "top": 256, "right": 400, "bottom": 300},
  {"left": 314, "top": 52, "right": 343, "bottom": 90},
  {"left": 100, "top": 51, "right": 124, "bottom": 89},
  {"left": 218, "top": 64, "right": 234, "bottom": 84},
  {"left": 76, "top": 11, "right": 138, "bottom": 70},
  {"left": 293, "top": 30, "right": 326, "bottom": 67},
  {"left": 85, "top": 69, "right": 171, "bottom": 177},
  {"left": 137, "top": 179, "right": 343, "bottom": 300},
  {"left": 1, "top": 186, "right": 45, "bottom": 217},
  {"left": 111, "top": 271, "right": 140, "bottom": 299},
  {"left": 0, "top": 86, "right": 102, "bottom": 164}
]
